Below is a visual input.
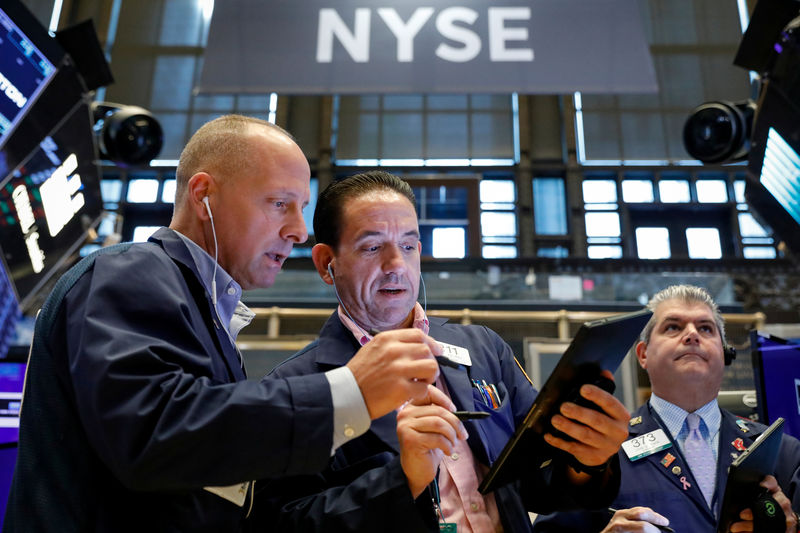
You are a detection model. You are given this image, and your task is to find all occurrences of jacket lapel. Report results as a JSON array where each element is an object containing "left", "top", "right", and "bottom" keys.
[{"left": 150, "top": 228, "right": 246, "bottom": 381}]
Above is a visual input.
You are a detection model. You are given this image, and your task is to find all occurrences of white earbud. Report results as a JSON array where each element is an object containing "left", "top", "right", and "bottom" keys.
[
  {"left": 327, "top": 263, "right": 334, "bottom": 280},
  {"left": 202, "top": 196, "right": 212, "bottom": 219}
]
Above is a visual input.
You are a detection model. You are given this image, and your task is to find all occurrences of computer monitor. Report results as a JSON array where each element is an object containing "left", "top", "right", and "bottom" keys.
[
  {"left": 0, "top": 0, "right": 62, "bottom": 149},
  {"left": 750, "top": 330, "right": 800, "bottom": 440}
]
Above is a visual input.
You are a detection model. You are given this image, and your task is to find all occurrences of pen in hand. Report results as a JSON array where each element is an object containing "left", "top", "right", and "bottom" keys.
[
  {"left": 453, "top": 411, "right": 490, "bottom": 421},
  {"left": 607, "top": 508, "right": 674, "bottom": 533}
]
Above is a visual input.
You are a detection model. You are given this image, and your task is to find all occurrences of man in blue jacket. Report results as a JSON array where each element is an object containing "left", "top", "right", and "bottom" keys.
[
  {"left": 4, "top": 116, "right": 441, "bottom": 532},
  {"left": 533, "top": 284, "right": 800, "bottom": 533},
  {"left": 262, "top": 170, "right": 631, "bottom": 532}
]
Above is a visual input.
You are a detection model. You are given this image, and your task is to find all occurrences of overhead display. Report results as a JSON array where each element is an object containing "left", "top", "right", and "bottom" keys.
[
  {"left": 0, "top": 1, "right": 59, "bottom": 148},
  {"left": 199, "top": 0, "right": 657, "bottom": 95}
]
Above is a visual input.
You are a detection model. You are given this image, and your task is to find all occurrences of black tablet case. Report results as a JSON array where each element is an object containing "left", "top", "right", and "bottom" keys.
[{"left": 479, "top": 308, "right": 652, "bottom": 494}]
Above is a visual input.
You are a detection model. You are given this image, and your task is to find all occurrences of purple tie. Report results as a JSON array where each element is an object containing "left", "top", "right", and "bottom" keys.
[{"left": 683, "top": 413, "right": 716, "bottom": 507}]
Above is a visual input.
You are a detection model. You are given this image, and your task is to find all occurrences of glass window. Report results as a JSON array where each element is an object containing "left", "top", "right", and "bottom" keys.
[
  {"left": 481, "top": 212, "right": 516, "bottom": 237},
  {"left": 482, "top": 245, "right": 517, "bottom": 258},
  {"left": 533, "top": 178, "right": 567, "bottom": 235},
  {"left": 537, "top": 246, "right": 569, "bottom": 258},
  {"left": 635, "top": 227, "right": 671, "bottom": 259},
  {"left": 480, "top": 179, "right": 515, "bottom": 206},
  {"left": 161, "top": 179, "right": 176, "bottom": 203},
  {"left": 738, "top": 213, "right": 769, "bottom": 237},
  {"left": 587, "top": 245, "right": 623, "bottom": 259},
  {"left": 585, "top": 212, "right": 621, "bottom": 237},
  {"left": 432, "top": 227, "right": 466, "bottom": 259},
  {"left": 695, "top": 180, "right": 728, "bottom": 203},
  {"left": 582, "top": 180, "right": 617, "bottom": 203},
  {"left": 126, "top": 179, "right": 160, "bottom": 203},
  {"left": 132, "top": 226, "right": 161, "bottom": 242},
  {"left": 743, "top": 247, "right": 777, "bottom": 259},
  {"left": 622, "top": 179, "right": 654, "bottom": 202},
  {"left": 100, "top": 179, "right": 123, "bottom": 203},
  {"left": 686, "top": 228, "right": 722, "bottom": 259},
  {"left": 658, "top": 180, "right": 691, "bottom": 203},
  {"left": 734, "top": 180, "right": 747, "bottom": 203}
]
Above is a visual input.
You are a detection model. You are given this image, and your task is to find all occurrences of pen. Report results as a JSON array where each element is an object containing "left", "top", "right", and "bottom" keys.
[
  {"left": 453, "top": 411, "right": 490, "bottom": 420},
  {"left": 607, "top": 508, "right": 674, "bottom": 533}
]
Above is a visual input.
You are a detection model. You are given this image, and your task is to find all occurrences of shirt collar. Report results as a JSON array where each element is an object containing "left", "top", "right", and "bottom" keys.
[
  {"left": 650, "top": 393, "right": 721, "bottom": 441},
  {"left": 172, "top": 229, "right": 245, "bottom": 335},
  {"left": 338, "top": 302, "right": 430, "bottom": 346}
]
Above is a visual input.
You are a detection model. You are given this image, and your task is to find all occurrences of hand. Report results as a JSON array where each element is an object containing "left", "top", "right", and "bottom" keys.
[
  {"left": 397, "top": 385, "right": 468, "bottom": 498},
  {"left": 601, "top": 507, "right": 671, "bottom": 533},
  {"left": 729, "top": 475, "right": 797, "bottom": 533},
  {"left": 347, "top": 328, "right": 442, "bottom": 419},
  {"left": 544, "top": 370, "right": 630, "bottom": 472}
]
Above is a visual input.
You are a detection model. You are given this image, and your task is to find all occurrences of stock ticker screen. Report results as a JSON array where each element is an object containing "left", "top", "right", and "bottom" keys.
[{"left": 0, "top": 5, "right": 57, "bottom": 148}]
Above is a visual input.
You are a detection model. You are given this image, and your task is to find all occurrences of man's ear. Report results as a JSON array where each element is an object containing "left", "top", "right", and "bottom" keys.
[
  {"left": 635, "top": 341, "right": 648, "bottom": 369},
  {"left": 311, "top": 243, "right": 335, "bottom": 285},
  {"left": 187, "top": 172, "right": 213, "bottom": 220}
]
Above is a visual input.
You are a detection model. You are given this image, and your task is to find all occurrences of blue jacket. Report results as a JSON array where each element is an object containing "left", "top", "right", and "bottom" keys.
[
  {"left": 533, "top": 401, "right": 800, "bottom": 532},
  {"left": 4, "top": 228, "right": 334, "bottom": 533},
  {"left": 260, "top": 312, "right": 618, "bottom": 532}
]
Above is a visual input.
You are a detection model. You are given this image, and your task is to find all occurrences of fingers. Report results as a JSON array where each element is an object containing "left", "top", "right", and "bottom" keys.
[
  {"left": 758, "top": 475, "right": 795, "bottom": 533},
  {"left": 601, "top": 507, "right": 670, "bottom": 533},
  {"left": 546, "top": 387, "right": 630, "bottom": 466},
  {"left": 400, "top": 392, "right": 469, "bottom": 441}
]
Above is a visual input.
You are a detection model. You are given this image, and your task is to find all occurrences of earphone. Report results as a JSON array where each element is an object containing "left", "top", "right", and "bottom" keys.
[
  {"left": 202, "top": 196, "right": 218, "bottom": 305},
  {"left": 723, "top": 343, "right": 737, "bottom": 366},
  {"left": 327, "top": 263, "right": 334, "bottom": 280}
]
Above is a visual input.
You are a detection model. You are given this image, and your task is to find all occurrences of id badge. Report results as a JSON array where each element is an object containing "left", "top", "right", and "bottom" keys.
[
  {"left": 621, "top": 429, "right": 672, "bottom": 461},
  {"left": 439, "top": 523, "right": 457, "bottom": 532}
]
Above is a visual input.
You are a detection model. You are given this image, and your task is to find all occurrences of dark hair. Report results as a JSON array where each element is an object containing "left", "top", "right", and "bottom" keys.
[{"left": 313, "top": 170, "right": 416, "bottom": 249}]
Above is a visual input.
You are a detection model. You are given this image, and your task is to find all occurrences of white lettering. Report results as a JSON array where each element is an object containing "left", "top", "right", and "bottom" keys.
[
  {"left": 24, "top": 232, "right": 45, "bottom": 274},
  {"left": 40, "top": 153, "right": 83, "bottom": 237},
  {"left": 488, "top": 7, "right": 533, "bottom": 61},
  {"left": 377, "top": 8, "right": 434, "bottom": 62},
  {"left": 0, "top": 72, "right": 27, "bottom": 108},
  {"left": 12, "top": 185, "right": 35, "bottom": 234},
  {"left": 317, "top": 8, "right": 371, "bottom": 63},
  {"left": 435, "top": 7, "right": 481, "bottom": 63}
]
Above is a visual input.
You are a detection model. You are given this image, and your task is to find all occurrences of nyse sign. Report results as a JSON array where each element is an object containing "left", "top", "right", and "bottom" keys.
[
  {"left": 200, "top": 0, "right": 656, "bottom": 94},
  {"left": 316, "top": 7, "right": 533, "bottom": 63}
]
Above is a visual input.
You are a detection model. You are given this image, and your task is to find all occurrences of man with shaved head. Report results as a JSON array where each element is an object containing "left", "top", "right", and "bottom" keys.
[{"left": 5, "top": 116, "right": 441, "bottom": 532}]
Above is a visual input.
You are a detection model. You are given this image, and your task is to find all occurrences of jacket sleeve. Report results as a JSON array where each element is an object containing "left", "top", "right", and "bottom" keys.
[
  {"left": 61, "top": 248, "right": 334, "bottom": 490},
  {"left": 251, "top": 455, "right": 437, "bottom": 532}
]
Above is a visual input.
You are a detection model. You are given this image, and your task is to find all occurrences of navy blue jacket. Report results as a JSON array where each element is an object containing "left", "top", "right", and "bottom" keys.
[
  {"left": 260, "top": 313, "right": 618, "bottom": 532},
  {"left": 533, "top": 402, "right": 800, "bottom": 532},
  {"left": 4, "top": 229, "right": 333, "bottom": 533}
]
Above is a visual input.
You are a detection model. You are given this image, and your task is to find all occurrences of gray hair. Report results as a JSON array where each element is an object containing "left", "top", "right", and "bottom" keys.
[{"left": 640, "top": 284, "right": 726, "bottom": 344}]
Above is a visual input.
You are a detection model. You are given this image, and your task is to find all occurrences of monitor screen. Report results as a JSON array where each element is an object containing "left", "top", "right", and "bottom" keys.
[
  {"left": 0, "top": 263, "right": 20, "bottom": 360},
  {"left": 0, "top": 0, "right": 61, "bottom": 149},
  {"left": 0, "top": 359, "right": 24, "bottom": 447},
  {"left": 751, "top": 331, "right": 800, "bottom": 440},
  {"left": 0, "top": 99, "right": 102, "bottom": 311},
  {"left": 746, "top": 80, "right": 800, "bottom": 255}
]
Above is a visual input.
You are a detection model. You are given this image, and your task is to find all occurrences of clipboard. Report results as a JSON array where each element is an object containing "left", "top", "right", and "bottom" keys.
[
  {"left": 716, "top": 417, "right": 785, "bottom": 533},
  {"left": 479, "top": 308, "right": 652, "bottom": 494}
]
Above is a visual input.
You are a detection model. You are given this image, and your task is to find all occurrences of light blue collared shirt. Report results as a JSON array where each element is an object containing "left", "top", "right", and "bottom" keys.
[
  {"left": 170, "top": 228, "right": 369, "bottom": 451},
  {"left": 650, "top": 394, "right": 721, "bottom": 463}
]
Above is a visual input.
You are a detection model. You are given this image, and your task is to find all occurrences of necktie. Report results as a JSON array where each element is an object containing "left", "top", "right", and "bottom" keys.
[{"left": 683, "top": 413, "right": 716, "bottom": 507}]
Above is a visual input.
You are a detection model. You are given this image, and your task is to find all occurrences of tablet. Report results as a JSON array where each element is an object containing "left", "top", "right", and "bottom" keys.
[
  {"left": 716, "top": 417, "right": 785, "bottom": 533},
  {"left": 479, "top": 308, "right": 652, "bottom": 494}
]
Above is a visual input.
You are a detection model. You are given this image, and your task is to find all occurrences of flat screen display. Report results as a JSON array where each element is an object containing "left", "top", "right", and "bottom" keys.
[
  {"left": 0, "top": 360, "right": 24, "bottom": 447},
  {"left": 0, "top": 2, "right": 58, "bottom": 148},
  {"left": 751, "top": 331, "right": 800, "bottom": 440},
  {"left": 0, "top": 100, "right": 101, "bottom": 311}
]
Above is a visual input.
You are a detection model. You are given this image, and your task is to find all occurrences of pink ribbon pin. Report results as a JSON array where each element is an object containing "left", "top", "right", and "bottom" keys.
[{"left": 680, "top": 476, "right": 691, "bottom": 490}]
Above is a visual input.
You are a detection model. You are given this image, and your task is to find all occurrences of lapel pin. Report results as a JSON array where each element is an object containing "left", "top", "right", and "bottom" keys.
[
  {"left": 732, "top": 438, "right": 746, "bottom": 451},
  {"left": 671, "top": 466, "right": 682, "bottom": 475},
  {"left": 629, "top": 416, "right": 642, "bottom": 426},
  {"left": 660, "top": 453, "right": 676, "bottom": 468},
  {"left": 736, "top": 419, "right": 749, "bottom": 433}
]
